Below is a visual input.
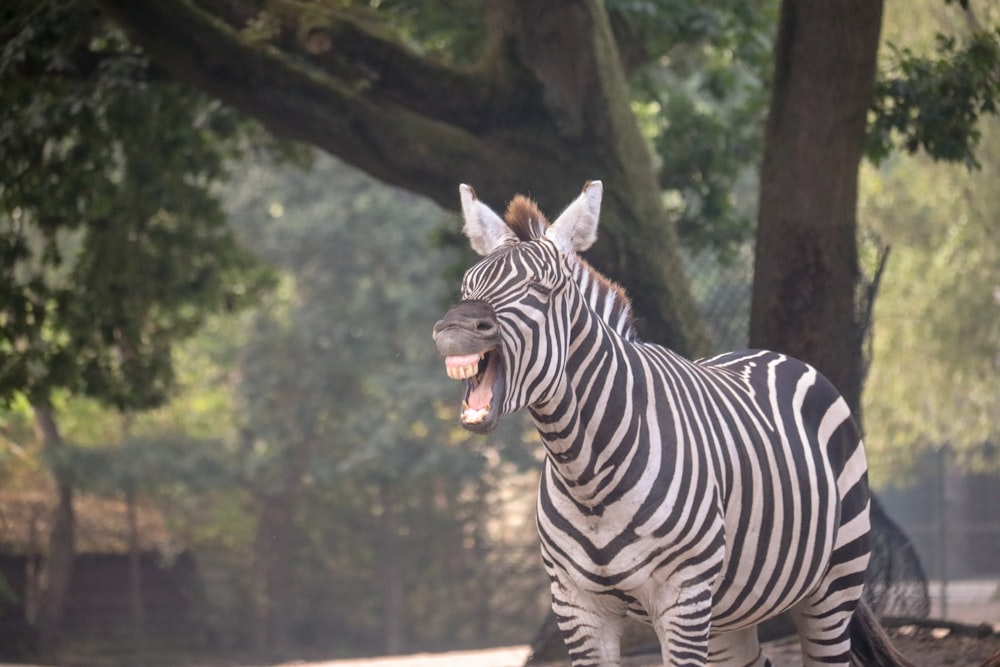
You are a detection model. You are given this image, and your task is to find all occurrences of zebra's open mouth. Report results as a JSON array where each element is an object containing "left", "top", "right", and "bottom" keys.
[
  {"left": 433, "top": 300, "right": 504, "bottom": 432},
  {"left": 443, "top": 348, "right": 503, "bottom": 431}
]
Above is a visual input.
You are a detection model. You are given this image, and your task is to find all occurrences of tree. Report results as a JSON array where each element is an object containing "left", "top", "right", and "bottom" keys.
[
  {"left": 95, "top": 0, "right": 1000, "bottom": 414},
  {"left": 749, "top": 0, "right": 884, "bottom": 418},
  {"left": 861, "top": 134, "right": 1000, "bottom": 473},
  {"left": 222, "top": 155, "right": 544, "bottom": 655},
  {"left": 1, "top": 0, "right": 274, "bottom": 654},
  {"left": 93, "top": 0, "right": 785, "bottom": 355},
  {"left": 750, "top": 0, "right": 1000, "bottom": 420},
  {"left": 856, "top": 0, "right": 1000, "bottom": 475}
]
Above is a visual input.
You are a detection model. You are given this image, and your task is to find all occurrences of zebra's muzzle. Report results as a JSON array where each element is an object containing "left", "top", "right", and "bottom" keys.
[{"left": 432, "top": 301, "right": 505, "bottom": 432}]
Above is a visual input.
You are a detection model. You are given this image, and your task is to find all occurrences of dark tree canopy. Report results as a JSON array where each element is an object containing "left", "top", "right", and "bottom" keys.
[
  {"left": 1, "top": 2, "right": 280, "bottom": 653},
  {"left": 15, "top": 0, "right": 998, "bottom": 404}
]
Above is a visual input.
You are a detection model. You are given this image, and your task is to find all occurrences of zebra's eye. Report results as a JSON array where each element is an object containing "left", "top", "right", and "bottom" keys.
[{"left": 527, "top": 280, "right": 552, "bottom": 296}]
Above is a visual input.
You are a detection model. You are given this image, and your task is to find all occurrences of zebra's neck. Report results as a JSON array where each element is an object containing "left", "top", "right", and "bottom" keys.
[
  {"left": 569, "top": 260, "right": 637, "bottom": 342},
  {"left": 528, "top": 288, "right": 658, "bottom": 507}
]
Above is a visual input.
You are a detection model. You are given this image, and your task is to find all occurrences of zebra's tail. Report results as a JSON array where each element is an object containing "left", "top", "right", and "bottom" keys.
[{"left": 848, "top": 599, "right": 915, "bottom": 667}]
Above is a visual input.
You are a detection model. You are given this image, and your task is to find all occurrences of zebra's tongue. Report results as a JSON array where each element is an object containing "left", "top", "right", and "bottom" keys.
[{"left": 467, "top": 355, "right": 497, "bottom": 410}]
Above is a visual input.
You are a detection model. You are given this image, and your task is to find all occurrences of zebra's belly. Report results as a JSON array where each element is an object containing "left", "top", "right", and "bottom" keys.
[
  {"left": 592, "top": 528, "right": 835, "bottom": 631},
  {"left": 537, "top": 447, "right": 839, "bottom": 631},
  {"left": 707, "top": 500, "right": 836, "bottom": 631}
]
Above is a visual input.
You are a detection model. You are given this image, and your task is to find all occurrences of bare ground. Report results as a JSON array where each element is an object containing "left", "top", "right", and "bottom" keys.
[
  {"left": 759, "top": 627, "right": 1000, "bottom": 667},
  {"left": 532, "top": 628, "right": 1000, "bottom": 666},
  {"left": 269, "top": 627, "right": 1000, "bottom": 667}
]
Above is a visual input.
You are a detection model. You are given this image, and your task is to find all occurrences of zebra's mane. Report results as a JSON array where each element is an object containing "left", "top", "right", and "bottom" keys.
[
  {"left": 504, "top": 196, "right": 638, "bottom": 341},
  {"left": 504, "top": 195, "right": 549, "bottom": 241}
]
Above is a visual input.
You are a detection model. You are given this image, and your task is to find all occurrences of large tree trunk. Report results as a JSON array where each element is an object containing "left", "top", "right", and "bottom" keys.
[
  {"left": 749, "top": 0, "right": 884, "bottom": 416},
  {"left": 749, "top": 0, "right": 930, "bottom": 640},
  {"left": 31, "top": 403, "right": 75, "bottom": 658},
  {"left": 97, "top": 0, "right": 708, "bottom": 355}
]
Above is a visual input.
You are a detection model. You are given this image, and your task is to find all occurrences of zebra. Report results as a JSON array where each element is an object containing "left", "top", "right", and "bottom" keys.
[{"left": 432, "top": 181, "right": 912, "bottom": 667}]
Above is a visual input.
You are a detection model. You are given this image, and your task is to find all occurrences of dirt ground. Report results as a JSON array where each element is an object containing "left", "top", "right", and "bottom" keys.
[
  {"left": 278, "top": 581, "right": 1000, "bottom": 667},
  {"left": 758, "top": 627, "right": 1000, "bottom": 667},
  {"left": 288, "top": 627, "right": 1000, "bottom": 667},
  {"left": 0, "top": 627, "right": 994, "bottom": 667},
  {"left": 4, "top": 628, "right": 994, "bottom": 667}
]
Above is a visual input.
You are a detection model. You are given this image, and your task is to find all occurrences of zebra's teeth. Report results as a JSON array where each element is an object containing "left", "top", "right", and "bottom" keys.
[
  {"left": 461, "top": 402, "right": 490, "bottom": 424},
  {"left": 445, "top": 353, "right": 485, "bottom": 380},
  {"left": 446, "top": 362, "right": 478, "bottom": 380}
]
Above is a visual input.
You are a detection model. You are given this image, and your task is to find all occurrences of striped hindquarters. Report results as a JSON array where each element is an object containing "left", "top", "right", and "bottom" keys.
[{"left": 695, "top": 350, "right": 871, "bottom": 631}]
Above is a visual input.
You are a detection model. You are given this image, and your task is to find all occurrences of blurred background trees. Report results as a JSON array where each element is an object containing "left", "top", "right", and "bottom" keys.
[
  {"left": 1, "top": 0, "right": 275, "bottom": 656},
  {"left": 1, "top": 0, "right": 998, "bottom": 664},
  {"left": 222, "top": 157, "right": 545, "bottom": 656},
  {"left": 861, "top": 0, "right": 1000, "bottom": 478}
]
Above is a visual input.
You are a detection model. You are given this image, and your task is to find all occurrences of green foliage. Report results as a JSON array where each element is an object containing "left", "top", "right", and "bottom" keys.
[
  {"left": 0, "top": 9, "right": 283, "bottom": 654},
  {"left": 225, "top": 153, "right": 541, "bottom": 479},
  {"left": 860, "top": 0, "right": 1000, "bottom": 480},
  {"left": 615, "top": 0, "right": 776, "bottom": 257},
  {"left": 861, "top": 121, "right": 1000, "bottom": 478},
  {"left": 343, "top": 0, "right": 775, "bottom": 260},
  {"left": 352, "top": 0, "right": 487, "bottom": 62},
  {"left": 868, "top": 28, "right": 1000, "bottom": 167},
  {"left": 607, "top": 0, "right": 774, "bottom": 64},
  {"left": 0, "top": 0, "right": 276, "bottom": 409},
  {"left": 214, "top": 154, "right": 544, "bottom": 652}
]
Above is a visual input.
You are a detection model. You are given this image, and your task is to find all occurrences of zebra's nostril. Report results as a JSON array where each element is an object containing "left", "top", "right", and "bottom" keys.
[{"left": 476, "top": 321, "right": 494, "bottom": 332}]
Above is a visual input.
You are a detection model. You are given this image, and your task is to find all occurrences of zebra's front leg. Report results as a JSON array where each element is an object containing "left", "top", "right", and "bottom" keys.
[
  {"left": 645, "top": 584, "right": 713, "bottom": 667},
  {"left": 550, "top": 580, "right": 628, "bottom": 667}
]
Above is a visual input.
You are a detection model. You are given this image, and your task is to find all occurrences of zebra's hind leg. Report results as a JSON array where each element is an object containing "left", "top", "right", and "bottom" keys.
[
  {"left": 790, "top": 583, "right": 862, "bottom": 667},
  {"left": 789, "top": 601, "right": 853, "bottom": 666},
  {"left": 707, "top": 627, "right": 771, "bottom": 666},
  {"left": 791, "top": 499, "right": 871, "bottom": 665}
]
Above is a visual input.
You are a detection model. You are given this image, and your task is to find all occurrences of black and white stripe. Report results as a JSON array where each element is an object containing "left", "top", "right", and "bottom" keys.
[{"left": 434, "top": 182, "right": 880, "bottom": 667}]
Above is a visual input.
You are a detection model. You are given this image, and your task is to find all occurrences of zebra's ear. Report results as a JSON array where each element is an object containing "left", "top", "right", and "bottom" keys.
[
  {"left": 460, "top": 184, "right": 516, "bottom": 256},
  {"left": 546, "top": 180, "right": 602, "bottom": 254}
]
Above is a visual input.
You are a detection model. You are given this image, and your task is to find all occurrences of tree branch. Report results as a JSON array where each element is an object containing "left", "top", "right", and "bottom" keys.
[
  {"left": 222, "top": 0, "right": 534, "bottom": 132},
  {"left": 96, "top": 0, "right": 709, "bottom": 354},
  {"left": 96, "top": 0, "right": 543, "bottom": 208}
]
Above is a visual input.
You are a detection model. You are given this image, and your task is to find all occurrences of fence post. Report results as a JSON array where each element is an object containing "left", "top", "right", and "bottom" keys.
[{"left": 936, "top": 443, "right": 949, "bottom": 619}]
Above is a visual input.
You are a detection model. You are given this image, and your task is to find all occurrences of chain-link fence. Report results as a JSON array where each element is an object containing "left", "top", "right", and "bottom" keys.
[{"left": 684, "top": 247, "right": 754, "bottom": 354}]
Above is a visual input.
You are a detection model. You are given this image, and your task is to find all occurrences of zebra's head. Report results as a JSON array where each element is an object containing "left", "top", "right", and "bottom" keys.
[{"left": 433, "top": 181, "right": 607, "bottom": 433}]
